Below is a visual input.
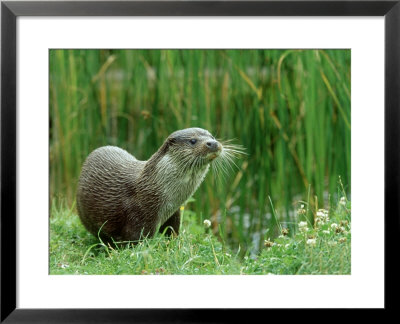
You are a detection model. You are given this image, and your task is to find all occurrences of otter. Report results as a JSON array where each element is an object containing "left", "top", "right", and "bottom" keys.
[{"left": 76, "top": 127, "right": 234, "bottom": 244}]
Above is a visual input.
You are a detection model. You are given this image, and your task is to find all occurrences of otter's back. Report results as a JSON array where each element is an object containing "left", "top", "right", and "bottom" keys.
[{"left": 76, "top": 146, "right": 145, "bottom": 238}]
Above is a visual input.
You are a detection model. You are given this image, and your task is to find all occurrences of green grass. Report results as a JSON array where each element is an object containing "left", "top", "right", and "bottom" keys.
[
  {"left": 50, "top": 49, "right": 351, "bottom": 253},
  {"left": 50, "top": 192, "right": 351, "bottom": 275}
]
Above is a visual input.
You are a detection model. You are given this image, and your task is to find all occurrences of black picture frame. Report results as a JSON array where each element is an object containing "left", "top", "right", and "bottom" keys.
[{"left": 1, "top": 0, "right": 398, "bottom": 322}]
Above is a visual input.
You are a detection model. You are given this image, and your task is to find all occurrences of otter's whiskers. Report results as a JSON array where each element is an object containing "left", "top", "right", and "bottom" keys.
[{"left": 211, "top": 141, "right": 246, "bottom": 181}]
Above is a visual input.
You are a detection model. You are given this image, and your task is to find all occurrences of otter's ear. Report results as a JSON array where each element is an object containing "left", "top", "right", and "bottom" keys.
[
  {"left": 168, "top": 138, "right": 177, "bottom": 145},
  {"left": 166, "top": 137, "right": 177, "bottom": 149},
  {"left": 160, "top": 137, "right": 176, "bottom": 154}
]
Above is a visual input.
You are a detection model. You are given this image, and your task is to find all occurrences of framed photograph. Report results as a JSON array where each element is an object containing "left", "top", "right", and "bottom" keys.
[{"left": 1, "top": 0, "right": 398, "bottom": 321}]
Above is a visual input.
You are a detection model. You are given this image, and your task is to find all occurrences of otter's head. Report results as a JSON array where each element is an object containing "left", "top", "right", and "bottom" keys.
[
  {"left": 164, "top": 128, "right": 222, "bottom": 170},
  {"left": 150, "top": 127, "right": 244, "bottom": 181}
]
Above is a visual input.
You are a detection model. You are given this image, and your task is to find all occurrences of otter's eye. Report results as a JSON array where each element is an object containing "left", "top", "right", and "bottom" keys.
[{"left": 190, "top": 139, "right": 197, "bottom": 145}]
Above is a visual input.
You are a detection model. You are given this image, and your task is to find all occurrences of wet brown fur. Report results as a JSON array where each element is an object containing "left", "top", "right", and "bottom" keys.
[{"left": 76, "top": 128, "right": 220, "bottom": 244}]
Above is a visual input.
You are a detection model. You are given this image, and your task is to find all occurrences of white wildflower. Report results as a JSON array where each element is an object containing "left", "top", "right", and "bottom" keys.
[
  {"left": 322, "top": 230, "right": 330, "bottom": 234},
  {"left": 203, "top": 219, "right": 211, "bottom": 228},
  {"left": 316, "top": 209, "right": 329, "bottom": 226},
  {"left": 331, "top": 223, "right": 338, "bottom": 229},
  {"left": 297, "top": 205, "right": 306, "bottom": 215},
  {"left": 298, "top": 221, "right": 308, "bottom": 232},
  {"left": 339, "top": 197, "right": 346, "bottom": 206},
  {"left": 306, "top": 238, "right": 317, "bottom": 246},
  {"left": 316, "top": 209, "right": 328, "bottom": 217}
]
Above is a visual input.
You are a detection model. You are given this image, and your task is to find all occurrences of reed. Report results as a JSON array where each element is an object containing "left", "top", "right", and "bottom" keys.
[{"left": 50, "top": 49, "right": 351, "bottom": 252}]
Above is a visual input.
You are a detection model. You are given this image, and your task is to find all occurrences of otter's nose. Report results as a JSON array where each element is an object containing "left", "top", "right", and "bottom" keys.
[{"left": 206, "top": 140, "right": 220, "bottom": 152}]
